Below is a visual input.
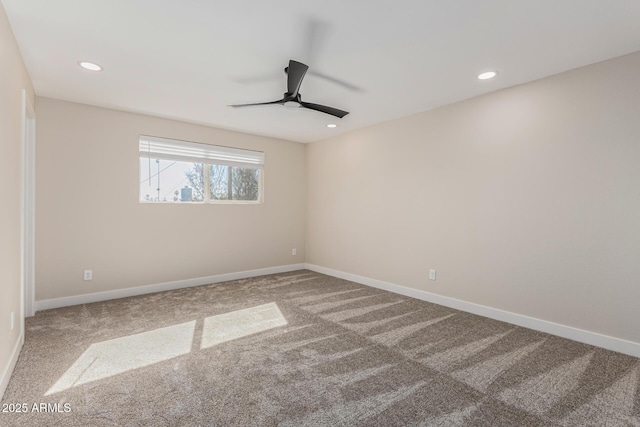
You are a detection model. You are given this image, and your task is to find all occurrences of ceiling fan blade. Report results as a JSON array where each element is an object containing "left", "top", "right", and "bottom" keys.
[
  {"left": 229, "top": 99, "right": 285, "bottom": 108},
  {"left": 307, "top": 70, "right": 363, "bottom": 93},
  {"left": 300, "top": 102, "right": 349, "bottom": 118},
  {"left": 287, "top": 60, "right": 309, "bottom": 97},
  {"left": 301, "top": 18, "right": 329, "bottom": 65}
]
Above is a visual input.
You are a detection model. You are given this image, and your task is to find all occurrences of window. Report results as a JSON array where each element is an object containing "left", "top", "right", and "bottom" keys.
[{"left": 139, "top": 136, "right": 264, "bottom": 203}]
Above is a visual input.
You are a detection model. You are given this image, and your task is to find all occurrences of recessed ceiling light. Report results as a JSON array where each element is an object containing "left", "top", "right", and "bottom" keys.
[
  {"left": 477, "top": 71, "right": 497, "bottom": 80},
  {"left": 327, "top": 124, "right": 337, "bottom": 128},
  {"left": 79, "top": 61, "right": 103, "bottom": 72}
]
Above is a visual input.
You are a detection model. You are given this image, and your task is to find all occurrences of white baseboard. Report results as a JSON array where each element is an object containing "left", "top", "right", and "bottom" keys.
[
  {"left": 305, "top": 263, "right": 640, "bottom": 358},
  {"left": 0, "top": 332, "right": 24, "bottom": 401},
  {"left": 35, "top": 264, "right": 306, "bottom": 312}
]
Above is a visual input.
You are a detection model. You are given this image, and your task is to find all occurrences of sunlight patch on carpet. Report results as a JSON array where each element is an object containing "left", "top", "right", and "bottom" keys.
[
  {"left": 201, "top": 302, "right": 288, "bottom": 349},
  {"left": 46, "top": 320, "right": 196, "bottom": 395}
]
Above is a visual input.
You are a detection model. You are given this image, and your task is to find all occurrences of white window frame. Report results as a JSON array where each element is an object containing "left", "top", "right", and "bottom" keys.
[{"left": 139, "top": 135, "right": 264, "bottom": 204}]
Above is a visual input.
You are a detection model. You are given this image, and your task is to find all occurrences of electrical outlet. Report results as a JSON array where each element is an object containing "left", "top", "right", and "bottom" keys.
[
  {"left": 292, "top": 248, "right": 297, "bottom": 256},
  {"left": 10, "top": 311, "right": 14, "bottom": 330},
  {"left": 83, "top": 269, "right": 93, "bottom": 281},
  {"left": 429, "top": 269, "right": 437, "bottom": 281}
]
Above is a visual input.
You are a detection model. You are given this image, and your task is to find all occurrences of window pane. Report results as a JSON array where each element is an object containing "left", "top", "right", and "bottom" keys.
[
  {"left": 140, "top": 158, "right": 204, "bottom": 202},
  {"left": 209, "top": 165, "right": 260, "bottom": 201},
  {"left": 232, "top": 167, "right": 260, "bottom": 201},
  {"left": 209, "top": 164, "right": 230, "bottom": 200}
]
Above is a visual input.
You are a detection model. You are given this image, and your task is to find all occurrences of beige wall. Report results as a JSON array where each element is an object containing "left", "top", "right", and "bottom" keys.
[
  {"left": 0, "top": 4, "right": 35, "bottom": 386},
  {"left": 35, "top": 98, "right": 305, "bottom": 301},
  {"left": 307, "top": 52, "right": 640, "bottom": 343}
]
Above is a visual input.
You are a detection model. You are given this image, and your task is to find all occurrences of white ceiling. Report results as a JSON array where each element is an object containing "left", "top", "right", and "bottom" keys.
[{"left": 4, "top": 1, "right": 640, "bottom": 143}]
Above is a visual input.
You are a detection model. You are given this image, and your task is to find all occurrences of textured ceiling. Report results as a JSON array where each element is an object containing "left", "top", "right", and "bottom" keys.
[{"left": 3, "top": 0, "right": 640, "bottom": 142}]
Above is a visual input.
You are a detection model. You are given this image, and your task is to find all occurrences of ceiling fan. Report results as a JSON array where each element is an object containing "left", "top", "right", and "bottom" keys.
[{"left": 230, "top": 60, "right": 349, "bottom": 119}]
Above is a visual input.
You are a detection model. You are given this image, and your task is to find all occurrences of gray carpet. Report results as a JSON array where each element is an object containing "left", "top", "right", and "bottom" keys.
[{"left": 2, "top": 270, "right": 639, "bottom": 426}]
